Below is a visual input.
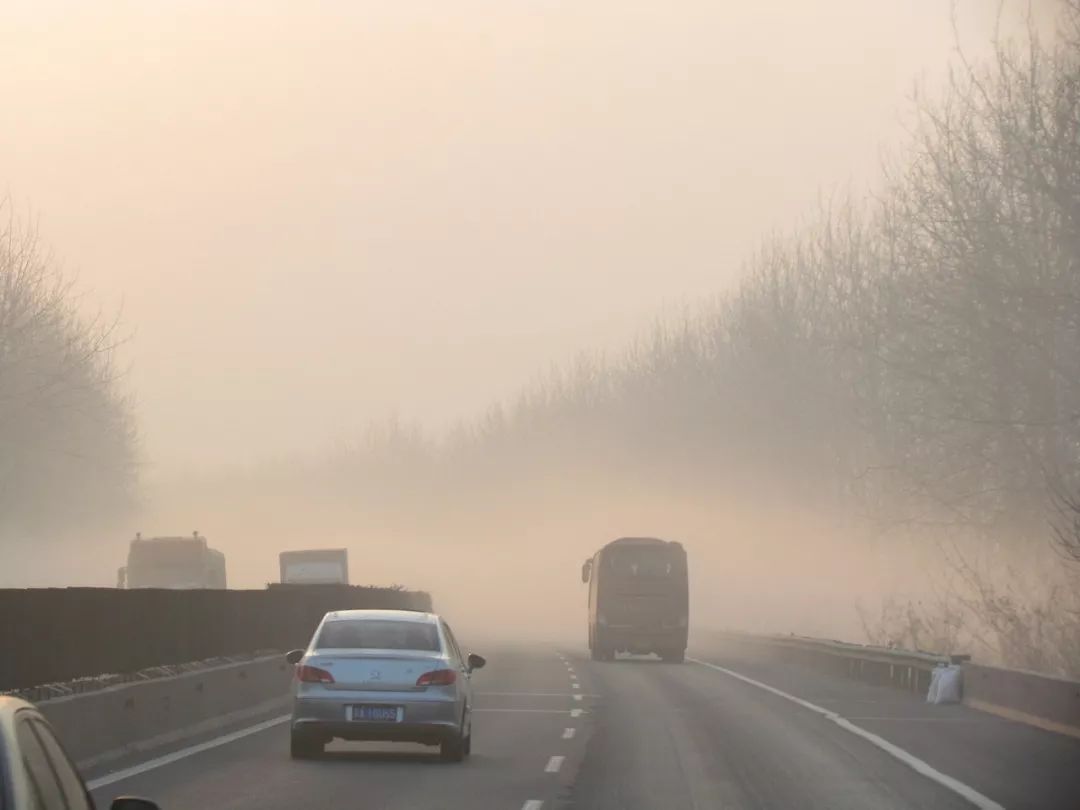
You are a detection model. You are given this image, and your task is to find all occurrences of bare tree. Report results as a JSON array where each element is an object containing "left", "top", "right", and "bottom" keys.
[{"left": 0, "top": 201, "right": 137, "bottom": 540}]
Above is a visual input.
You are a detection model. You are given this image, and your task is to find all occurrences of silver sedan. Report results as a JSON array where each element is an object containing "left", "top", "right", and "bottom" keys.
[{"left": 286, "top": 609, "right": 486, "bottom": 762}]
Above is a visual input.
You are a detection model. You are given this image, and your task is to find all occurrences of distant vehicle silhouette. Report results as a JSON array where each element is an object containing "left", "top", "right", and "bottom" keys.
[
  {"left": 582, "top": 537, "right": 689, "bottom": 662},
  {"left": 278, "top": 548, "right": 349, "bottom": 585},
  {"left": 117, "top": 531, "right": 226, "bottom": 589}
]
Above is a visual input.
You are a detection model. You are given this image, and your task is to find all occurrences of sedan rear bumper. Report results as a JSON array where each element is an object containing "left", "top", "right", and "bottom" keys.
[{"left": 292, "top": 695, "right": 462, "bottom": 744}]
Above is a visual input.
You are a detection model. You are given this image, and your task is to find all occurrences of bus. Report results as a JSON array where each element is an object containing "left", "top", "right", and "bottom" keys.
[
  {"left": 117, "top": 532, "right": 227, "bottom": 589},
  {"left": 581, "top": 537, "right": 688, "bottom": 662}
]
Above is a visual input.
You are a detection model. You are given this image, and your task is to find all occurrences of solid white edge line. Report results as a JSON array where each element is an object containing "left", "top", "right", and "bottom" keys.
[
  {"left": 562, "top": 727, "right": 576, "bottom": 739},
  {"left": 545, "top": 755, "right": 565, "bottom": 773},
  {"left": 86, "top": 714, "right": 291, "bottom": 791},
  {"left": 687, "top": 658, "right": 1005, "bottom": 810},
  {"left": 522, "top": 801, "right": 544, "bottom": 810}
]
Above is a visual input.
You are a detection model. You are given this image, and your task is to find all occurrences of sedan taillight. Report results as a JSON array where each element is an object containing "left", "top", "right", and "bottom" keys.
[
  {"left": 416, "top": 669, "right": 457, "bottom": 686},
  {"left": 296, "top": 664, "right": 335, "bottom": 684}
]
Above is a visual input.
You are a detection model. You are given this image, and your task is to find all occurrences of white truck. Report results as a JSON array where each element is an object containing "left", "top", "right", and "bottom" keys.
[{"left": 278, "top": 548, "right": 349, "bottom": 585}]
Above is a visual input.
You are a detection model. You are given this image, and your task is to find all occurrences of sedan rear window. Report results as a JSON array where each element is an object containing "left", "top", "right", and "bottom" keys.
[{"left": 315, "top": 620, "right": 441, "bottom": 651}]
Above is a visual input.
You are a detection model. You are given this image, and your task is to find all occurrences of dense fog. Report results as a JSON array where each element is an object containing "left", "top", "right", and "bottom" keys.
[{"left": 2, "top": 1, "right": 1078, "bottom": 675}]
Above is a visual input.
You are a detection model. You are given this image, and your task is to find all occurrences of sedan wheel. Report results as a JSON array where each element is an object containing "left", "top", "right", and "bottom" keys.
[
  {"left": 442, "top": 712, "right": 471, "bottom": 763},
  {"left": 440, "top": 730, "right": 467, "bottom": 762}
]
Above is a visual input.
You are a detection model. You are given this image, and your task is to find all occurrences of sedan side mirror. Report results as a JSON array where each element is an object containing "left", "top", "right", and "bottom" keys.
[
  {"left": 111, "top": 798, "right": 161, "bottom": 810},
  {"left": 466, "top": 653, "right": 486, "bottom": 672},
  {"left": 285, "top": 649, "right": 305, "bottom": 665}
]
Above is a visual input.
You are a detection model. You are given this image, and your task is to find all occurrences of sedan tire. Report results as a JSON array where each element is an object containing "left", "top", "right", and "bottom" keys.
[{"left": 440, "top": 721, "right": 469, "bottom": 763}]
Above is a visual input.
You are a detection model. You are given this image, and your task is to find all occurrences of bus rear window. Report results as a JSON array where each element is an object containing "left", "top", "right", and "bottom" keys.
[{"left": 605, "top": 548, "right": 682, "bottom": 577}]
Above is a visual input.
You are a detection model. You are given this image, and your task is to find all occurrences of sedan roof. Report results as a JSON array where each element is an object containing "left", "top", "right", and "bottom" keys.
[{"left": 323, "top": 609, "right": 437, "bottom": 623}]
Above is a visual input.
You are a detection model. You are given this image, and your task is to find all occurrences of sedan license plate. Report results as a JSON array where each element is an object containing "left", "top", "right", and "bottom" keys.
[{"left": 350, "top": 705, "right": 402, "bottom": 723}]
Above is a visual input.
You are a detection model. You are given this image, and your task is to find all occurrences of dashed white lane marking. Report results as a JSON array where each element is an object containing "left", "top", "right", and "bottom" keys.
[
  {"left": 523, "top": 801, "right": 543, "bottom": 810},
  {"left": 688, "top": 658, "right": 1006, "bottom": 810},
  {"left": 571, "top": 683, "right": 580, "bottom": 690},
  {"left": 562, "top": 727, "right": 576, "bottom": 739},
  {"left": 480, "top": 691, "right": 595, "bottom": 697},
  {"left": 570, "top": 708, "right": 583, "bottom": 717},
  {"left": 545, "top": 755, "right": 565, "bottom": 773},
  {"left": 569, "top": 673, "right": 578, "bottom": 680},
  {"left": 86, "top": 714, "right": 290, "bottom": 790},
  {"left": 474, "top": 708, "right": 577, "bottom": 714},
  {"left": 845, "top": 716, "right": 1006, "bottom": 723}
]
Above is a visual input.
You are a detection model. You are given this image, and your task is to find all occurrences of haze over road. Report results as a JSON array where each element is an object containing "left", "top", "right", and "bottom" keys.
[
  {"left": 3, "top": 3, "right": 1078, "bottom": 807},
  {"left": 1, "top": 0, "right": 1029, "bottom": 470}
]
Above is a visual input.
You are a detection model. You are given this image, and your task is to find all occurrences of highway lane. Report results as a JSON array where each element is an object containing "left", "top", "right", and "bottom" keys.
[
  {"left": 688, "top": 642, "right": 1080, "bottom": 810},
  {"left": 88, "top": 643, "right": 1071, "bottom": 809},
  {"left": 566, "top": 651, "right": 976, "bottom": 810},
  {"left": 90, "top": 646, "right": 589, "bottom": 810}
]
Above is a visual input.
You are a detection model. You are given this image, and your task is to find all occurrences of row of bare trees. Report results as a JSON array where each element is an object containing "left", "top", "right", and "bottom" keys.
[
  {"left": 298, "top": 3, "right": 1080, "bottom": 538},
  {"left": 0, "top": 203, "right": 137, "bottom": 544},
  {"left": 184, "top": 3, "right": 1080, "bottom": 671},
  {"left": 414, "top": 1, "right": 1080, "bottom": 557}
]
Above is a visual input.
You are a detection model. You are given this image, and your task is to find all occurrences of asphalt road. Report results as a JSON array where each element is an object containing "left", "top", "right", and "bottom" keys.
[{"left": 89, "top": 644, "right": 1078, "bottom": 810}]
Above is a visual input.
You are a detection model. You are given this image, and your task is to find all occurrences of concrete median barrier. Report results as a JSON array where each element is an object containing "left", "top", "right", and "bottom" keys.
[
  {"left": 38, "top": 653, "right": 294, "bottom": 770},
  {"left": 0, "top": 585, "right": 433, "bottom": 692}
]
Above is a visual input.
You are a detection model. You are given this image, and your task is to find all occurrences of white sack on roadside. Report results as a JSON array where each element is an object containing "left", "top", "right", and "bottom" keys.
[
  {"left": 926, "top": 665, "right": 962, "bottom": 704},
  {"left": 926, "top": 667, "right": 941, "bottom": 703}
]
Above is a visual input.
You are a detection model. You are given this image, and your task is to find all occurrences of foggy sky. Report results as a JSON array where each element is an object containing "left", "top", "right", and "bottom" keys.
[{"left": 2, "top": 1, "right": 1025, "bottom": 471}]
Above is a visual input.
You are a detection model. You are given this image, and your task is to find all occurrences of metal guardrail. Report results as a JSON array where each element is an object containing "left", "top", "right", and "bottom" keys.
[
  {"left": 766, "top": 633, "right": 968, "bottom": 665},
  {"left": 708, "top": 630, "right": 1080, "bottom": 736},
  {"left": 714, "top": 631, "right": 969, "bottom": 694},
  {"left": 1, "top": 649, "right": 281, "bottom": 704}
]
